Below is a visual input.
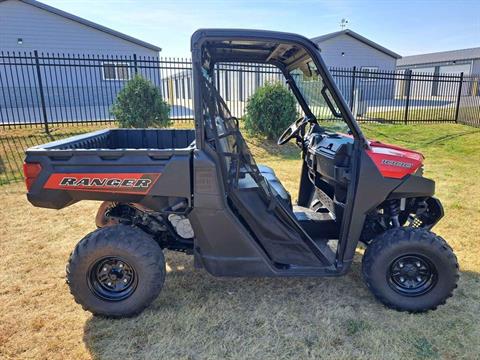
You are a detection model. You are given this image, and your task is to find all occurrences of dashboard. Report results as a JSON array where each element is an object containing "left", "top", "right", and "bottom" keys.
[{"left": 304, "top": 126, "right": 354, "bottom": 190}]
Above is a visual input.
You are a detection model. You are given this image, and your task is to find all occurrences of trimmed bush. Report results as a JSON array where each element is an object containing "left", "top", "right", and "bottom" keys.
[
  {"left": 111, "top": 75, "right": 171, "bottom": 128},
  {"left": 244, "top": 82, "right": 297, "bottom": 140}
]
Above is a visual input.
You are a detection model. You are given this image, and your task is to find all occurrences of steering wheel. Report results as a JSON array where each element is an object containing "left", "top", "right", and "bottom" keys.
[{"left": 277, "top": 116, "right": 309, "bottom": 145}]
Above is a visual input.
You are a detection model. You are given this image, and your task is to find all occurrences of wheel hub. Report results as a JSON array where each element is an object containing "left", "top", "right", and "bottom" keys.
[
  {"left": 88, "top": 256, "right": 137, "bottom": 301},
  {"left": 388, "top": 255, "right": 437, "bottom": 296}
]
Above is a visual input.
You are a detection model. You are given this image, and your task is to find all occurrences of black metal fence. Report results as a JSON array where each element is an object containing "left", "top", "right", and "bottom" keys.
[
  {"left": 330, "top": 67, "right": 479, "bottom": 126},
  {"left": 0, "top": 52, "right": 194, "bottom": 131},
  {"left": 2, "top": 52, "right": 480, "bottom": 185},
  {"left": 2, "top": 51, "right": 480, "bottom": 130},
  {"left": 0, "top": 130, "right": 82, "bottom": 185}
]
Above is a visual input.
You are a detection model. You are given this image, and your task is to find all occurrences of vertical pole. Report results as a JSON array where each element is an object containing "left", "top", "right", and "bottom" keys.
[
  {"left": 133, "top": 53, "right": 138, "bottom": 75},
  {"left": 350, "top": 66, "right": 356, "bottom": 111},
  {"left": 404, "top": 69, "right": 412, "bottom": 125},
  {"left": 167, "top": 78, "right": 174, "bottom": 106},
  {"left": 454, "top": 72, "right": 463, "bottom": 123},
  {"left": 34, "top": 50, "right": 49, "bottom": 134}
]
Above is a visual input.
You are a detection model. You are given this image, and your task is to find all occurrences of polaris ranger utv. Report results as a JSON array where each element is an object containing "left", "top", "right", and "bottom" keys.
[{"left": 24, "top": 29, "right": 458, "bottom": 317}]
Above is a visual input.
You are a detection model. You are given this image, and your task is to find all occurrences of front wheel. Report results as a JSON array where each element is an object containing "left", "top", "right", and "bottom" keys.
[
  {"left": 362, "top": 227, "right": 458, "bottom": 312},
  {"left": 66, "top": 225, "right": 166, "bottom": 318}
]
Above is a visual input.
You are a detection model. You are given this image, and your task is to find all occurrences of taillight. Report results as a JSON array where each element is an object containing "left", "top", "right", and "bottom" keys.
[{"left": 23, "top": 162, "right": 42, "bottom": 191}]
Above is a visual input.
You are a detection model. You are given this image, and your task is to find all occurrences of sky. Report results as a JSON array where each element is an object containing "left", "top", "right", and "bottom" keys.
[{"left": 42, "top": 0, "right": 480, "bottom": 57}]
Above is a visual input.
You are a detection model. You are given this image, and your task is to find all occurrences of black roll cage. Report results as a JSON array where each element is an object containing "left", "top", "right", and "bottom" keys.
[{"left": 190, "top": 28, "right": 369, "bottom": 150}]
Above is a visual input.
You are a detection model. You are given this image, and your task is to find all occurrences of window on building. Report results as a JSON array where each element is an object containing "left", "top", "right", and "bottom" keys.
[
  {"left": 102, "top": 62, "right": 131, "bottom": 81},
  {"left": 360, "top": 66, "right": 379, "bottom": 81},
  {"left": 116, "top": 64, "right": 130, "bottom": 80}
]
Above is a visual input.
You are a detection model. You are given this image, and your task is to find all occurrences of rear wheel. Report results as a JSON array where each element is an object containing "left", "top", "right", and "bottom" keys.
[
  {"left": 362, "top": 227, "right": 458, "bottom": 312},
  {"left": 67, "top": 225, "right": 165, "bottom": 318}
]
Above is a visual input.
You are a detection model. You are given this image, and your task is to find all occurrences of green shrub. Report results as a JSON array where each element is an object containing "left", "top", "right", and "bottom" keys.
[
  {"left": 244, "top": 82, "right": 297, "bottom": 140},
  {"left": 111, "top": 75, "right": 171, "bottom": 128}
]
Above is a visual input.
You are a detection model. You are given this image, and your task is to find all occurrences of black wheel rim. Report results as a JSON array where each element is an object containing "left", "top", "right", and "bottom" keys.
[
  {"left": 388, "top": 254, "right": 437, "bottom": 297},
  {"left": 88, "top": 256, "right": 137, "bottom": 301}
]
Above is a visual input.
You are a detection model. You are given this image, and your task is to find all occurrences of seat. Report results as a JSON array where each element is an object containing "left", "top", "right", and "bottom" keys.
[
  {"left": 258, "top": 165, "right": 291, "bottom": 206},
  {"left": 202, "top": 82, "right": 291, "bottom": 208}
]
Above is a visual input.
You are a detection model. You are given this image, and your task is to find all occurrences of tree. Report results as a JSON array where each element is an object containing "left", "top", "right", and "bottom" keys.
[
  {"left": 244, "top": 82, "right": 297, "bottom": 139},
  {"left": 111, "top": 75, "right": 171, "bottom": 128}
]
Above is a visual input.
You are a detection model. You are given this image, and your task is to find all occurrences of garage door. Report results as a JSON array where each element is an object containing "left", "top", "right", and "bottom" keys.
[
  {"left": 439, "top": 63, "right": 471, "bottom": 75},
  {"left": 411, "top": 67, "right": 435, "bottom": 74},
  {"left": 411, "top": 67, "right": 436, "bottom": 98},
  {"left": 436, "top": 64, "right": 471, "bottom": 97}
]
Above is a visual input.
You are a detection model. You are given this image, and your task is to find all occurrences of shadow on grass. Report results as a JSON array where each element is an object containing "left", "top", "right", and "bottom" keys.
[
  {"left": 362, "top": 123, "right": 480, "bottom": 148},
  {"left": 82, "top": 251, "right": 480, "bottom": 359},
  {"left": 421, "top": 129, "right": 480, "bottom": 146}
]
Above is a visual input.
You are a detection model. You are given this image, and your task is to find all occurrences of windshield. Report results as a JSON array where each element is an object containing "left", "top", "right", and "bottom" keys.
[{"left": 289, "top": 60, "right": 349, "bottom": 133}]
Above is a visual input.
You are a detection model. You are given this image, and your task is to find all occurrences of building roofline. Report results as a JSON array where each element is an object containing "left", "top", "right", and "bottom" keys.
[
  {"left": 311, "top": 29, "right": 402, "bottom": 59},
  {"left": 1, "top": 0, "right": 162, "bottom": 52},
  {"left": 397, "top": 46, "right": 480, "bottom": 66}
]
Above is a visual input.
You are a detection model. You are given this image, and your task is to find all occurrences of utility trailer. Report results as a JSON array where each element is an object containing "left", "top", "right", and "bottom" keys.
[{"left": 24, "top": 29, "right": 458, "bottom": 317}]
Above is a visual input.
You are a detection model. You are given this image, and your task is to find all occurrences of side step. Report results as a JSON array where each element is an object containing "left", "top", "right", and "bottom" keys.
[
  {"left": 313, "top": 239, "right": 337, "bottom": 265},
  {"left": 293, "top": 205, "right": 339, "bottom": 239},
  {"left": 273, "top": 236, "right": 338, "bottom": 276}
]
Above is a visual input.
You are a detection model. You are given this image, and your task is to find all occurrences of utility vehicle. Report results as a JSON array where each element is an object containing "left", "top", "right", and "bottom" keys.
[{"left": 24, "top": 29, "right": 458, "bottom": 317}]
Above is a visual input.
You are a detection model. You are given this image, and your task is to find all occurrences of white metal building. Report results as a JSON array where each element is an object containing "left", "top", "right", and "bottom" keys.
[{"left": 397, "top": 47, "right": 480, "bottom": 76}]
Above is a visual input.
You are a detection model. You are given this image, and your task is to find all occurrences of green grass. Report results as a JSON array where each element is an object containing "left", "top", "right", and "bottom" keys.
[
  {"left": 0, "top": 123, "right": 479, "bottom": 359},
  {"left": 361, "top": 107, "right": 456, "bottom": 122},
  {"left": 361, "top": 105, "right": 480, "bottom": 124}
]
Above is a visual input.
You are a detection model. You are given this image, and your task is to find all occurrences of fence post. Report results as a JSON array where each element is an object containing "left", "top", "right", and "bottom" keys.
[
  {"left": 404, "top": 69, "right": 412, "bottom": 125},
  {"left": 34, "top": 50, "right": 49, "bottom": 134},
  {"left": 350, "top": 66, "right": 356, "bottom": 111},
  {"left": 454, "top": 72, "right": 463, "bottom": 123},
  {"left": 133, "top": 53, "right": 138, "bottom": 75}
]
